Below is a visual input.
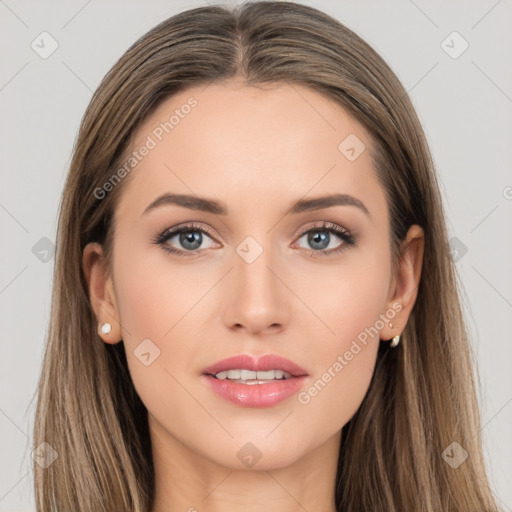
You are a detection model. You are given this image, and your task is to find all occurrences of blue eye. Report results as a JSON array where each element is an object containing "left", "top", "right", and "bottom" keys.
[
  {"left": 152, "top": 222, "right": 217, "bottom": 257},
  {"left": 153, "top": 221, "right": 356, "bottom": 257},
  {"left": 295, "top": 221, "right": 355, "bottom": 257}
]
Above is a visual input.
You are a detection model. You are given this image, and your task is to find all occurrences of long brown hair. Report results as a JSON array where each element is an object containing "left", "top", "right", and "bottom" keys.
[{"left": 31, "top": 2, "right": 500, "bottom": 510}]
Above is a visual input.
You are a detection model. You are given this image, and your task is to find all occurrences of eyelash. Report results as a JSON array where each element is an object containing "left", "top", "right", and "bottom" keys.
[{"left": 152, "top": 221, "right": 356, "bottom": 258}]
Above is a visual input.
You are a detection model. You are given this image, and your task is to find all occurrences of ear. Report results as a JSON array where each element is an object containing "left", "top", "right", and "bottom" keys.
[
  {"left": 380, "top": 224, "right": 425, "bottom": 341},
  {"left": 82, "top": 242, "right": 122, "bottom": 344}
]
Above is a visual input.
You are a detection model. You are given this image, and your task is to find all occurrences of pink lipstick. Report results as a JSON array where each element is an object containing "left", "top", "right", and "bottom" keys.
[{"left": 202, "top": 353, "right": 309, "bottom": 408}]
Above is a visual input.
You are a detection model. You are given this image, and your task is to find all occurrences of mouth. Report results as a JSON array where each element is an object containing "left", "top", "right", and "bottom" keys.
[{"left": 201, "top": 353, "right": 309, "bottom": 407}]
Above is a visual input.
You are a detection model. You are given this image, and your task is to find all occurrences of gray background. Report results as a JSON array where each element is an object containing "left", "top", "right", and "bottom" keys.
[{"left": 1, "top": 0, "right": 511, "bottom": 510}]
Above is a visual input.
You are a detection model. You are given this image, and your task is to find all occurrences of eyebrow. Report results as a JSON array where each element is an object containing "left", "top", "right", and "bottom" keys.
[{"left": 141, "top": 192, "right": 370, "bottom": 217}]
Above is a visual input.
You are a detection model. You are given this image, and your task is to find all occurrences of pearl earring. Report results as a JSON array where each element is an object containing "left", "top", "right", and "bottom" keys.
[
  {"left": 100, "top": 322, "right": 112, "bottom": 334},
  {"left": 390, "top": 334, "right": 401, "bottom": 347}
]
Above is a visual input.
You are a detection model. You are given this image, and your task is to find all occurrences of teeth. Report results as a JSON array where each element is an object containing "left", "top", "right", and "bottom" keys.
[{"left": 214, "top": 369, "right": 293, "bottom": 381}]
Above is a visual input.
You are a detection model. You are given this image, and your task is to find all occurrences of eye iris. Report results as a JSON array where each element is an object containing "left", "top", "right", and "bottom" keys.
[
  {"left": 180, "top": 230, "right": 202, "bottom": 250},
  {"left": 308, "top": 231, "right": 329, "bottom": 250}
]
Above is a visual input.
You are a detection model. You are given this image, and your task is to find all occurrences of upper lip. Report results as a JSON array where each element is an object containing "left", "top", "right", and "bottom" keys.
[{"left": 203, "top": 354, "right": 309, "bottom": 377}]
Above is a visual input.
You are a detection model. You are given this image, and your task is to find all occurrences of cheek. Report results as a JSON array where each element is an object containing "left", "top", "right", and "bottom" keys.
[
  {"left": 111, "top": 248, "right": 192, "bottom": 386},
  {"left": 296, "top": 300, "right": 383, "bottom": 434},
  {"left": 294, "top": 246, "right": 390, "bottom": 345},
  {"left": 294, "top": 257, "right": 390, "bottom": 425},
  {"left": 113, "top": 240, "right": 209, "bottom": 343}
]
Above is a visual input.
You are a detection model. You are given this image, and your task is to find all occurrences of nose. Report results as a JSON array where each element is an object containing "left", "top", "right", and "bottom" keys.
[{"left": 221, "top": 242, "right": 290, "bottom": 336}]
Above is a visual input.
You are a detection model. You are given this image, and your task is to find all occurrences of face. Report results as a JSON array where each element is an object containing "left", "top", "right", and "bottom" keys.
[{"left": 84, "top": 79, "right": 423, "bottom": 471}]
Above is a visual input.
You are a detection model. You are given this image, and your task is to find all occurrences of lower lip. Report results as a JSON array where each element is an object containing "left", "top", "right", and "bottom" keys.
[{"left": 202, "top": 375, "right": 308, "bottom": 408}]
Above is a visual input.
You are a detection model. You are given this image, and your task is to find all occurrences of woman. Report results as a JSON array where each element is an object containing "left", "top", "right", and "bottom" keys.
[{"left": 32, "top": 1, "right": 500, "bottom": 511}]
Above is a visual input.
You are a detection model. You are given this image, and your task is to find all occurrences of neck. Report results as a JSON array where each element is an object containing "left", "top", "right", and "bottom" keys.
[{"left": 149, "top": 413, "right": 341, "bottom": 512}]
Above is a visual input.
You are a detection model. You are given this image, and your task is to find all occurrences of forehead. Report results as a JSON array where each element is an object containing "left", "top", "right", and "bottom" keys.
[{"left": 114, "top": 80, "right": 383, "bottom": 222}]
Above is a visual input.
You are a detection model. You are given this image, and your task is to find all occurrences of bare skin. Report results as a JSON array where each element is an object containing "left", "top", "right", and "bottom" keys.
[{"left": 83, "top": 79, "right": 424, "bottom": 512}]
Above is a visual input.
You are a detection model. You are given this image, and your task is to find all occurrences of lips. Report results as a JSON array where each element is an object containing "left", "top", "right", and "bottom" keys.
[
  {"left": 202, "top": 353, "right": 309, "bottom": 378},
  {"left": 202, "top": 373, "right": 309, "bottom": 407}
]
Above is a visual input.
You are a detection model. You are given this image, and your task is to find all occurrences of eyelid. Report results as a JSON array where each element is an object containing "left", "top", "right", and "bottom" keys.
[
  {"left": 295, "top": 220, "right": 353, "bottom": 239},
  {"left": 158, "top": 221, "right": 218, "bottom": 241}
]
